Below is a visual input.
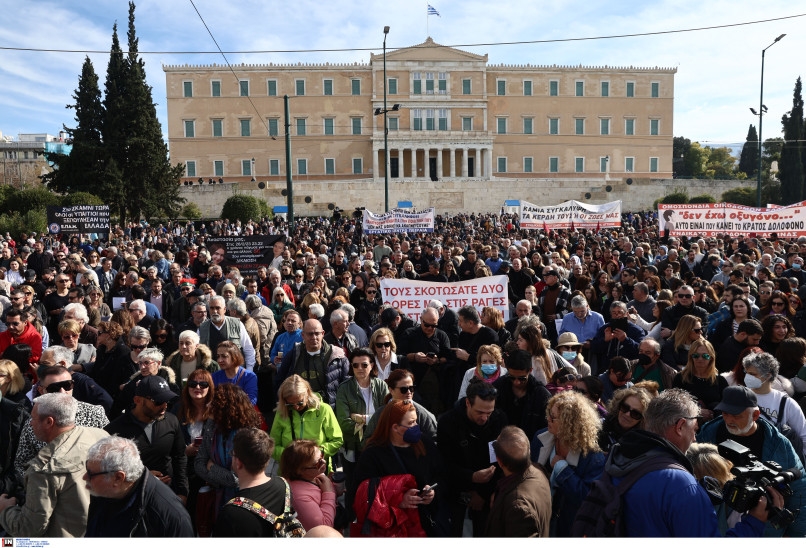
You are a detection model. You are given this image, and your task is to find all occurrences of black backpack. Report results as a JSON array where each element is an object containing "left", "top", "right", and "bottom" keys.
[
  {"left": 759, "top": 396, "right": 805, "bottom": 466},
  {"left": 571, "top": 453, "right": 685, "bottom": 537}
]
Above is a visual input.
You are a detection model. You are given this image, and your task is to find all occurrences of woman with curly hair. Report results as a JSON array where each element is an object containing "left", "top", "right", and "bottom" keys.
[
  {"left": 530, "top": 390, "right": 605, "bottom": 536},
  {"left": 760, "top": 314, "right": 795, "bottom": 356},
  {"left": 194, "top": 383, "right": 262, "bottom": 512},
  {"left": 597, "top": 386, "right": 654, "bottom": 453}
]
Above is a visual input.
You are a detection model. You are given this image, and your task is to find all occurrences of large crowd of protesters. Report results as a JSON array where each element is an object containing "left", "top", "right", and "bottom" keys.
[{"left": 0, "top": 208, "right": 804, "bottom": 537}]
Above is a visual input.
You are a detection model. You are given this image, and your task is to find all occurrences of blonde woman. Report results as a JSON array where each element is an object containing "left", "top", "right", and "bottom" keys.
[
  {"left": 530, "top": 390, "right": 605, "bottom": 536},
  {"left": 660, "top": 314, "right": 703, "bottom": 370},
  {"left": 672, "top": 338, "right": 727, "bottom": 420},
  {"left": 457, "top": 344, "right": 507, "bottom": 399}
]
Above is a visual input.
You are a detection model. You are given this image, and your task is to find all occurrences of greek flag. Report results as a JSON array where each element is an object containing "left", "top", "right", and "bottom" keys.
[{"left": 427, "top": 4, "right": 440, "bottom": 16}]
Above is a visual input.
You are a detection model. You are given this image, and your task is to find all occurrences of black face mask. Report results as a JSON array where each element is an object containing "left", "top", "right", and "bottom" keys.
[{"left": 637, "top": 353, "right": 652, "bottom": 366}]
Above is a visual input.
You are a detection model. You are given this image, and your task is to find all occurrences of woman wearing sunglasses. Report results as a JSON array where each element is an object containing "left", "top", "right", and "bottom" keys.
[
  {"left": 365, "top": 369, "right": 438, "bottom": 443},
  {"left": 672, "top": 338, "right": 727, "bottom": 421},
  {"left": 598, "top": 386, "right": 654, "bottom": 453},
  {"left": 660, "top": 314, "right": 704, "bottom": 370}
]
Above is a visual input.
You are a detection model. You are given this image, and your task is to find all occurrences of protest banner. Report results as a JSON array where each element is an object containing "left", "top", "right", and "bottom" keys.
[
  {"left": 519, "top": 200, "right": 622, "bottom": 231},
  {"left": 379, "top": 275, "right": 509, "bottom": 322},
  {"left": 47, "top": 205, "right": 110, "bottom": 234},
  {"left": 363, "top": 207, "right": 435, "bottom": 234},
  {"left": 206, "top": 235, "right": 283, "bottom": 276},
  {"left": 658, "top": 202, "right": 806, "bottom": 238}
]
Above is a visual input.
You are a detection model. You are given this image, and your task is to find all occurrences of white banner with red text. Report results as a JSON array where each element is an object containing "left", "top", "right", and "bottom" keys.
[
  {"left": 379, "top": 275, "right": 509, "bottom": 322},
  {"left": 362, "top": 208, "right": 435, "bottom": 234},
  {"left": 658, "top": 202, "right": 806, "bottom": 238},
  {"left": 519, "top": 200, "right": 622, "bottom": 230}
]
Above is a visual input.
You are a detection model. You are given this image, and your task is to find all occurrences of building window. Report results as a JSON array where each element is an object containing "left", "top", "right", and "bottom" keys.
[
  {"left": 497, "top": 157, "right": 507, "bottom": 173},
  {"left": 270, "top": 159, "right": 280, "bottom": 176},
  {"left": 600, "top": 157, "right": 608, "bottom": 173},
  {"left": 296, "top": 118, "right": 306, "bottom": 136},
  {"left": 549, "top": 80, "right": 559, "bottom": 96},
  {"left": 549, "top": 157, "right": 559, "bottom": 173},
  {"left": 353, "top": 158, "right": 363, "bottom": 174},
  {"left": 351, "top": 117, "right": 362, "bottom": 135},
  {"left": 625, "top": 157, "right": 634, "bottom": 172},
  {"left": 462, "top": 78, "right": 471, "bottom": 95},
  {"left": 497, "top": 79, "right": 506, "bottom": 96},
  {"left": 626, "top": 82, "right": 635, "bottom": 97},
  {"left": 268, "top": 118, "right": 279, "bottom": 136},
  {"left": 211, "top": 80, "right": 221, "bottom": 97},
  {"left": 323, "top": 79, "right": 332, "bottom": 96},
  {"left": 184, "top": 120, "right": 195, "bottom": 138},
  {"left": 549, "top": 118, "right": 559, "bottom": 135},
  {"left": 388, "top": 117, "right": 399, "bottom": 131},
  {"left": 600, "top": 118, "right": 610, "bottom": 135},
  {"left": 625, "top": 119, "right": 635, "bottom": 136},
  {"left": 186, "top": 161, "right": 196, "bottom": 177},
  {"left": 388, "top": 78, "right": 397, "bottom": 95},
  {"left": 497, "top": 118, "right": 507, "bottom": 134},
  {"left": 323, "top": 118, "right": 334, "bottom": 136},
  {"left": 295, "top": 79, "right": 305, "bottom": 96},
  {"left": 240, "top": 119, "right": 251, "bottom": 137},
  {"left": 462, "top": 117, "right": 472, "bottom": 131},
  {"left": 438, "top": 73, "right": 447, "bottom": 95},
  {"left": 425, "top": 109, "right": 435, "bottom": 131},
  {"left": 575, "top": 81, "right": 584, "bottom": 97},
  {"left": 212, "top": 119, "right": 223, "bottom": 138},
  {"left": 267, "top": 80, "right": 277, "bottom": 96},
  {"left": 524, "top": 157, "right": 533, "bottom": 173},
  {"left": 297, "top": 158, "right": 307, "bottom": 175},
  {"left": 425, "top": 73, "right": 435, "bottom": 95},
  {"left": 413, "top": 72, "right": 422, "bottom": 95},
  {"left": 413, "top": 109, "right": 422, "bottom": 130},
  {"left": 651, "top": 82, "right": 659, "bottom": 98},
  {"left": 575, "top": 118, "right": 584, "bottom": 135},
  {"left": 214, "top": 160, "right": 224, "bottom": 177},
  {"left": 575, "top": 157, "right": 584, "bottom": 173},
  {"left": 438, "top": 109, "right": 448, "bottom": 130},
  {"left": 183, "top": 81, "right": 193, "bottom": 98},
  {"left": 351, "top": 79, "right": 361, "bottom": 96},
  {"left": 239, "top": 80, "right": 249, "bottom": 97},
  {"left": 601, "top": 81, "right": 609, "bottom": 97},
  {"left": 650, "top": 119, "right": 659, "bottom": 135},
  {"left": 242, "top": 160, "right": 252, "bottom": 176},
  {"left": 523, "top": 117, "right": 533, "bottom": 135},
  {"left": 325, "top": 158, "right": 335, "bottom": 175},
  {"left": 524, "top": 80, "right": 532, "bottom": 96},
  {"left": 650, "top": 157, "right": 659, "bottom": 172}
]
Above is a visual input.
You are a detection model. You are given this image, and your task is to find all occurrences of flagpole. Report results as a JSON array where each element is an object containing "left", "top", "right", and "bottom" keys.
[{"left": 426, "top": 8, "right": 429, "bottom": 38}]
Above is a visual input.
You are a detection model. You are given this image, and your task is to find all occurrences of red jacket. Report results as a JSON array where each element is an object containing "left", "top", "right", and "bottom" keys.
[
  {"left": 260, "top": 283, "right": 295, "bottom": 307},
  {"left": 0, "top": 321, "right": 42, "bottom": 363},
  {"left": 352, "top": 474, "right": 426, "bottom": 538}
]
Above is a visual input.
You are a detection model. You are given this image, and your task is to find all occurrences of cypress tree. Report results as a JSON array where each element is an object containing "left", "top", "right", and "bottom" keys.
[
  {"left": 102, "top": 22, "right": 129, "bottom": 220},
  {"left": 780, "top": 77, "right": 804, "bottom": 204},
  {"left": 738, "top": 124, "right": 758, "bottom": 178}
]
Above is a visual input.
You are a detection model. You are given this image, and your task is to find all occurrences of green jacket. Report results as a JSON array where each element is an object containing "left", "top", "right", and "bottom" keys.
[
  {"left": 335, "top": 377, "right": 389, "bottom": 453},
  {"left": 270, "top": 402, "right": 343, "bottom": 472}
]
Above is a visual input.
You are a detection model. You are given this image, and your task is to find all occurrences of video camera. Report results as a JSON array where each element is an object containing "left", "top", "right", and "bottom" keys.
[{"left": 718, "top": 439, "right": 801, "bottom": 529}]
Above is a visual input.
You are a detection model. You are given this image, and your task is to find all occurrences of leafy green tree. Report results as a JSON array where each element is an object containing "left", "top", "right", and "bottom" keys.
[
  {"left": 738, "top": 125, "right": 759, "bottom": 178},
  {"left": 684, "top": 143, "right": 710, "bottom": 178},
  {"left": 721, "top": 187, "right": 756, "bottom": 206},
  {"left": 181, "top": 202, "right": 202, "bottom": 219},
  {"left": 704, "top": 147, "right": 737, "bottom": 179},
  {"left": 0, "top": 211, "right": 47, "bottom": 240},
  {"left": 673, "top": 136, "right": 692, "bottom": 177},
  {"left": 688, "top": 194, "right": 716, "bottom": 204},
  {"left": 780, "top": 77, "right": 804, "bottom": 204},
  {"left": 763, "top": 137, "right": 784, "bottom": 173},
  {"left": 61, "top": 192, "right": 105, "bottom": 206},
  {"left": 5, "top": 188, "right": 61, "bottom": 213},
  {"left": 221, "top": 195, "right": 263, "bottom": 222},
  {"left": 653, "top": 191, "right": 688, "bottom": 209}
]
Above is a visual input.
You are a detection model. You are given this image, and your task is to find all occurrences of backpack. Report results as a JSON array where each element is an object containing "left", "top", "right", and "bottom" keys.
[
  {"left": 571, "top": 453, "right": 685, "bottom": 537},
  {"left": 759, "top": 395, "right": 805, "bottom": 466},
  {"left": 226, "top": 478, "right": 306, "bottom": 538}
]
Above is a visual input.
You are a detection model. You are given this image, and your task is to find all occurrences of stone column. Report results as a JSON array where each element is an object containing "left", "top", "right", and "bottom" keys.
[
  {"left": 475, "top": 148, "right": 482, "bottom": 178},
  {"left": 398, "top": 148, "right": 405, "bottom": 178},
  {"left": 449, "top": 147, "right": 456, "bottom": 178},
  {"left": 373, "top": 147, "right": 379, "bottom": 180},
  {"left": 411, "top": 147, "right": 418, "bottom": 180},
  {"left": 462, "top": 147, "right": 469, "bottom": 177},
  {"left": 436, "top": 147, "right": 443, "bottom": 179},
  {"left": 487, "top": 147, "right": 494, "bottom": 178}
]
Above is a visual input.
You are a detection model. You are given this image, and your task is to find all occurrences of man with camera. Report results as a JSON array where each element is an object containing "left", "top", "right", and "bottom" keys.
[{"left": 698, "top": 386, "right": 806, "bottom": 536}]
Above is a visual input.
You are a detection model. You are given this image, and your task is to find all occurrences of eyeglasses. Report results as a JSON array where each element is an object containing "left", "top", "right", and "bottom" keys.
[
  {"left": 760, "top": 290, "right": 772, "bottom": 295},
  {"left": 619, "top": 402, "right": 644, "bottom": 421},
  {"left": 677, "top": 294, "right": 693, "bottom": 299},
  {"left": 187, "top": 380, "right": 210, "bottom": 389},
  {"left": 137, "top": 360, "right": 157, "bottom": 368},
  {"left": 57, "top": 279, "right": 70, "bottom": 284},
  {"left": 690, "top": 353, "right": 711, "bottom": 360},
  {"left": 422, "top": 321, "right": 438, "bottom": 329},
  {"left": 285, "top": 400, "right": 306, "bottom": 408},
  {"left": 396, "top": 385, "right": 415, "bottom": 394},
  {"left": 303, "top": 457, "right": 326, "bottom": 471},
  {"left": 352, "top": 362, "right": 371, "bottom": 369},
  {"left": 374, "top": 341, "right": 392, "bottom": 348},
  {"left": 131, "top": 344, "right": 148, "bottom": 350},
  {"left": 691, "top": 327, "right": 703, "bottom": 333},
  {"left": 60, "top": 333, "right": 79, "bottom": 339},
  {"left": 45, "top": 379, "right": 74, "bottom": 393},
  {"left": 573, "top": 387, "right": 589, "bottom": 395},
  {"left": 155, "top": 333, "right": 168, "bottom": 339},
  {"left": 365, "top": 290, "right": 377, "bottom": 295},
  {"left": 772, "top": 301, "right": 786, "bottom": 307},
  {"left": 507, "top": 373, "right": 529, "bottom": 382},
  {"left": 85, "top": 464, "right": 112, "bottom": 479}
]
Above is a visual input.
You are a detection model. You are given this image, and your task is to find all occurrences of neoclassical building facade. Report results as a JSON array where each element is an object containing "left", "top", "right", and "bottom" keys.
[{"left": 164, "top": 38, "right": 675, "bottom": 187}]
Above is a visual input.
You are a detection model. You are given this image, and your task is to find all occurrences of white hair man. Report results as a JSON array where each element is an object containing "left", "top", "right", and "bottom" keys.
[
  {"left": 63, "top": 302, "right": 99, "bottom": 346},
  {"left": 0, "top": 393, "right": 107, "bottom": 537},
  {"left": 199, "top": 296, "right": 256, "bottom": 370}
]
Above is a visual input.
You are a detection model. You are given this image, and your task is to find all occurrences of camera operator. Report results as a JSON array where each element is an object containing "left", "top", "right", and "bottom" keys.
[{"left": 698, "top": 386, "right": 806, "bottom": 536}]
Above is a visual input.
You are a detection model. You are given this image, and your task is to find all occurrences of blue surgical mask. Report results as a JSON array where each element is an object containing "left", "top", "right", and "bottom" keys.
[
  {"left": 480, "top": 364, "right": 498, "bottom": 377},
  {"left": 562, "top": 351, "right": 578, "bottom": 362},
  {"left": 401, "top": 423, "right": 422, "bottom": 444},
  {"left": 794, "top": 263, "right": 802, "bottom": 270}
]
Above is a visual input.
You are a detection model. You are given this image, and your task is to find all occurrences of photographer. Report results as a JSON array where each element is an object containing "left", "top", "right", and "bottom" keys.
[{"left": 697, "top": 386, "right": 806, "bottom": 536}]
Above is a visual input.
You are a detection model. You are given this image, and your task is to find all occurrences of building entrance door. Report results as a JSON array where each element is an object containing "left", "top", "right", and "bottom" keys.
[
  {"left": 468, "top": 157, "right": 475, "bottom": 178},
  {"left": 390, "top": 157, "right": 399, "bottom": 178},
  {"left": 429, "top": 158, "right": 437, "bottom": 181}
]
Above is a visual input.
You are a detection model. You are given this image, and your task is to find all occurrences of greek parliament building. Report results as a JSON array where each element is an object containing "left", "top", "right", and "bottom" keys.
[{"left": 164, "top": 38, "right": 677, "bottom": 214}]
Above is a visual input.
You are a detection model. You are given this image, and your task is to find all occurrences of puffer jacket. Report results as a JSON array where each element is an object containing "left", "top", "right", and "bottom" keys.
[
  {"left": 165, "top": 344, "right": 219, "bottom": 387},
  {"left": 0, "top": 398, "right": 29, "bottom": 495},
  {"left": 249, "top": 305, "right": 277, "bottom": 367},
  {"left": 352, "top": 474, "right": 426, "bottom": 538},
  {"left": 277, "top": 340, "right": 350, "bottom": 405},
  {"left": 0, "top": 425, "right": 107, "bottom": 537}
]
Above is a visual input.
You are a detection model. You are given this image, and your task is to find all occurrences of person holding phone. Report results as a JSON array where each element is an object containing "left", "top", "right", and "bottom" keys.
[{"left": 590, "top": 301, "right": 646, "bottom": 368}]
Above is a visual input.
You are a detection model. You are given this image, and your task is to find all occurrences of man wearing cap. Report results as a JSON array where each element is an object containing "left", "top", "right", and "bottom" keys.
[
  {"left": 105, "top": 375, "right": 188, "bottom": 502},
  {"left": 697, "top": 385, "right": 806, "bottom": 536}
]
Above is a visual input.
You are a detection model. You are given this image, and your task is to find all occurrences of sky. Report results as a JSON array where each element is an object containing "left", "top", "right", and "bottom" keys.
[{"left": 1, "top": 0, "right": 805, "bottom": 152}]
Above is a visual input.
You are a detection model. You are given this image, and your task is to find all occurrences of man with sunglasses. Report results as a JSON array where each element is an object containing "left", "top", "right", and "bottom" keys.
[
  {"left": 398, "top": 307, "right": 452, "bottom": 414},
  {"left": 0, "top": 309, "right": 42, "bottom": 364},
  {"left": 493, "top": 350, "right": 551, "bottom": 441},
  {"left": 660, "top": 284, "right": 708, "bottom": 331}
]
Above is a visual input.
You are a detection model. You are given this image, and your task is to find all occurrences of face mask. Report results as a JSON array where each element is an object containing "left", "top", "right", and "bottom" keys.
[
  {"left": 480, "top": 364, "right": 498, "bottom": 377},
  {"left": 401, "top": 423, "right": 422, "bottom": 444},
  {"left": 637, "top": 353, "right": 653, "bottom": 366},
  {"left": 794, "top": 263, "right": 802, "bottom": 270},
  {"left": 562, "top": 351, "right": 578, "bottom": 362},
  {"left": 743, "top": 373, "right": 765, "bottom": 389}
]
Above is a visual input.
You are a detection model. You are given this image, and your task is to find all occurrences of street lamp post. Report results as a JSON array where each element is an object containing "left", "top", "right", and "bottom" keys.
[
  {"left": 756, "top": 33, "right": 786, "bottom": 207},
  {"left": 383, "top": 25, "right": 390, "bottom": 212}
]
